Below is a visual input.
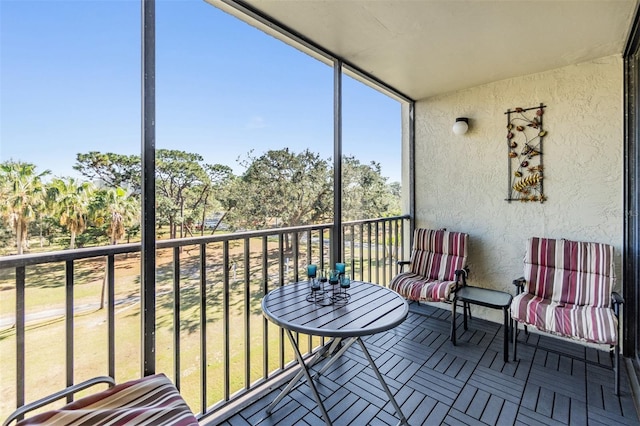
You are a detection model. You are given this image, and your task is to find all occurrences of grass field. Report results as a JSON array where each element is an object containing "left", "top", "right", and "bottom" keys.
[
  {"left": 0, "top": 240, "right": 334, "bottom": 419},
  {"left": 0, "top": 224, "right": 399, "bottom": 420}
]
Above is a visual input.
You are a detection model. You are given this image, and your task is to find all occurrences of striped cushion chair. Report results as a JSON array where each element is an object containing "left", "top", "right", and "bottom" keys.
[
  {"left": 511, "top": 237, "right": 624, "bottom": 395},
  {"left": 5, "top": 374, "right": 198, "bottom": 426},
  {"left": 389, "top": 228, "right": 468, "bottom": 303}
]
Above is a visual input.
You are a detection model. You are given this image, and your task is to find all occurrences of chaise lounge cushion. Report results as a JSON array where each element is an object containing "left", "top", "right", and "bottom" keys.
[
  {"left": 389, "top": 229, "right": 468, "bottom": 302},
  {"left": 511, "top": 237, "right": 618, "bottom": 345},
  {"left": 16, "top": 373, "right": 198, "bottom": 426}
]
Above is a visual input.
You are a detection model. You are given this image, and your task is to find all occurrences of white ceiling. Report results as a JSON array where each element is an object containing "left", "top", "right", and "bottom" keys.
[{"left": 214, "top": 0, "right": 638, "bottom": 101}]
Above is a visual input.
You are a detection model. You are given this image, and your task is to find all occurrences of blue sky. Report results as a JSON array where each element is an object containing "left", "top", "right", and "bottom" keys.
[{"left": 0, "top": 0, "right": 402, "bottom": 182}]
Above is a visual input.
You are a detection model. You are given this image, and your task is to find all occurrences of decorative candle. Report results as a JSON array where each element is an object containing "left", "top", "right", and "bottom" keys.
[
  {"left": 307, "top": 264, "right": 317, "bottom": 278},
  {"left": 336, "top": 263, "right": 346, "bottom": 274}
]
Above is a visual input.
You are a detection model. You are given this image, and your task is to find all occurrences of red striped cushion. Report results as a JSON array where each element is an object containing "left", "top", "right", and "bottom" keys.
[
  {"left": 409, "top": 229, "right": 468, "bottom": 281},
  {"left": 511, "top": 292, "right": 618, "bottom": 345},
  {"left": 17, "top": 374, "right": 198, "bottom": 426},
  {"left": 389, "top": 272, "right": 457, "bottom": 302},
  {"left": 524, "top": 237, "right": 614, "bottom": 308},
  {"left": 389, "top": 229, "right": 468, "bottom": 302}
]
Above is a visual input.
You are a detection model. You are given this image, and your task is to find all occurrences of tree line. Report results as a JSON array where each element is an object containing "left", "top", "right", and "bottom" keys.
[{"left": 0, "top": 148, "right": 400, "bottom": 255}]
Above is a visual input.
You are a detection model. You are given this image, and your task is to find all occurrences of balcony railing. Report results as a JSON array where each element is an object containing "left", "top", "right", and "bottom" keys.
[{"left": 0, "top": 215, "right": 409, "bottom": 421}]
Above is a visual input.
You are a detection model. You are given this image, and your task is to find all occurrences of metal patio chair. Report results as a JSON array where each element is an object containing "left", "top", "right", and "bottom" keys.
[
  {"left": 389, "top": 228, "right": 468, "bottom": 303},
  {"left": 511, "top": 237, "right": 624, "bottom": 395},
  {"left": 3, "top": 373, "right": 198, "bottom": 426}
]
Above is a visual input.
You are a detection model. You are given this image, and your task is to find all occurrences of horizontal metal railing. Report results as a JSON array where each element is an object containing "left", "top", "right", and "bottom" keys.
[{"left": 0, "top": 215, "right": 409, "bottom": 420}]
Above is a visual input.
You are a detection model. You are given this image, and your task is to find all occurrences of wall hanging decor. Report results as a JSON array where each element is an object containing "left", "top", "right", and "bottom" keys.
[{"left": 505, "top": 103, "right": 547, "bottom": 203}]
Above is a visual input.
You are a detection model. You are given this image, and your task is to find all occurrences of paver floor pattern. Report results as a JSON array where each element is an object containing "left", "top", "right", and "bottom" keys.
[{"left": 216, "top": 303, "right": 638, "bottom": 426}]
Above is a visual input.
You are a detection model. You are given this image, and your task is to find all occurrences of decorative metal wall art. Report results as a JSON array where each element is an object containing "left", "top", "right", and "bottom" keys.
[{"left": 505, "top": 103, "right": 547, "bottom": 203}]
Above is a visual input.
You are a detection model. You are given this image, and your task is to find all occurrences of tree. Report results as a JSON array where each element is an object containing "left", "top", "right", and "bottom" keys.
[
  {"left": 92, "top": 186, "right": 140, "bottom": 245},
  {"left": 0, "top": 161, "right": 50, "bottom": 254},
  {"left": 156, "top": 149, "right": 209, "bottom": 239},
  {"left": 385, "top": 181, "right": 402, "bottom": 217},
  {"left": 74, "top": 152, "right": 141, "bottom": 193},
  {"left": 90, "top": 186, "right": 140, "bottom": 308},
  {"left": 74, "top": 150, "right": 234, "bottom": 239},
  {"left": 195, "top": 164, "right": 234, "bottom": 236},
  {"left": 47, "top": 177, "right": 94, "bottom": 249},
  {"left": 341, "top": 158, "right": 401, "bottom": 263},
  {"left": 342, "top": 156, "right": 391, "bottom": 221},
  {"left": 230, "top": 148, "right": 333, "bottom": 231}
]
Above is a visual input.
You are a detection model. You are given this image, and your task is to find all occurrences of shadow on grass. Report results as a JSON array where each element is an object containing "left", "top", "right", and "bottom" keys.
[
  {"left": 3, "top": 238, "right": 387, "bottom": 340},
  {"left": 1, "top": 258, "right": 115, "bottom": 291},
  {"left": 149, "top": 245, "right": 317, "bottom": 334},
  {"left": 0, "top": 307, "right": 105, "bottom": 342}
]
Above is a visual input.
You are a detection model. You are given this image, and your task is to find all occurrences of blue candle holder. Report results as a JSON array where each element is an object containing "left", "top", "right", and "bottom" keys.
[
  {"left": 328, "top": 269, "right": 340, "bottom": 285},
  {"left": 307, "top": 264, "right": 317, "bottom": 278},
  {"left": 340, "top": 274, "right": 351, "bottom": 289},
  {"left": 306, "top": 265, "right": 327, "bottom": 303},
  {"left": 335, "top": 263, "right": 346, "bottom": 274},
  {"left": 334, "top": 273, "right": 351, "bottom": 304}
]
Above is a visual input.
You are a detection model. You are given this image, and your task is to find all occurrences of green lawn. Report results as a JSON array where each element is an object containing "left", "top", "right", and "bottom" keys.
[
  {"left": 0, "top": 243, "right": 327, "bottom": 419},
  {"left": 0, "top": 230, "right": 394, "bottom": 419}
]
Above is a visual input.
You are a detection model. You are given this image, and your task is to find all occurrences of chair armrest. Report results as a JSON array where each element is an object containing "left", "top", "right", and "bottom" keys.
[
  {"left": 451, "top": 267, "right": 469, "bottom": 293},
  {"left": 3, "top": 376, "right": 115, "bottom": 426},
  {"left": 612, "top": 291, "right": 624, "bottom": 305},
  {"left": 612, "top": 291, "right": 624, "bottom": 316},
  {"left": 512, "top": 277, "right": 526, "bottom": 294},
  {"left": 397, "top": 260, "right": 410, "bottom": 272},
  {"left": 455, "top": 268, "right": 468, "bottom": 285}
]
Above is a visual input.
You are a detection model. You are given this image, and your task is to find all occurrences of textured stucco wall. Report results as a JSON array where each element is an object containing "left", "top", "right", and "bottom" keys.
[{"left": 412, "top": 55, "right": 623, "bottom": 320}]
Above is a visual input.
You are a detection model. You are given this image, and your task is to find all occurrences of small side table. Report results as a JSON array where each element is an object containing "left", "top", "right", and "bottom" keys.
[{"left": 450, "top": 286, "right": 513, "bottom": 362}]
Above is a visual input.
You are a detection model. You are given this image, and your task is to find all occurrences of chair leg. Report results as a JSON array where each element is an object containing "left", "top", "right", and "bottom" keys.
[
  {"left": 614, "top": 308, "right": 621, "bottom": 396},
  {"left": 512, "top": 321, "right": 518, "bottom": 361},
  {"left": 451, "top": 297, "right": 457, "bottom": 345},
  {"left": 502, "top": 307, "right": 509, "bottom": 362},
  {"left": 615, "top": 343, "right": 620, "bottom": 396},
  {"left": 463, "top": 302, "right": 468, "bottom": 330}
]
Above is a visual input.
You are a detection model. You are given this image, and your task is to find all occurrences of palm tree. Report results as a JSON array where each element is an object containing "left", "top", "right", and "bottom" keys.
[
  {"left": 47, "top": 178, "right": 94, "bottom": 249},
  {"left": 105, "top": 188, "right": 140, "bottom": 244},
  {"left": 91, "top": 187, "right": 139, "bottom": 308},
  {"left": 0, "top": 161, "right": 50, "bottom": 255}
]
